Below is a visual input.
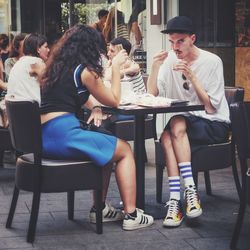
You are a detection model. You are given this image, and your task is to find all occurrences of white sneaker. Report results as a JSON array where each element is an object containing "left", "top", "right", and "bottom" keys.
[
  {"left": 89, "top": 203, "right": 124, "bottom": 223},
  {"left": 122, "top": 208, "right": 154, "bottom": 230}
]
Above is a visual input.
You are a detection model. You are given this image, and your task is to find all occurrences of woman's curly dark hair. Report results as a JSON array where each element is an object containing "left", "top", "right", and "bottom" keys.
[{"left": 41, "top": 24, "right": 103, "bottom": 89}]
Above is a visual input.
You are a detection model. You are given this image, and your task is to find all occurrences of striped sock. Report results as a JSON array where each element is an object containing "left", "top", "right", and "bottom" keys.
[
  {"left": 179, "top": 162, "right": 195, "bottom": 187},
  {"left": 168, "top": 176, "right": 181, "bottom": 200}
]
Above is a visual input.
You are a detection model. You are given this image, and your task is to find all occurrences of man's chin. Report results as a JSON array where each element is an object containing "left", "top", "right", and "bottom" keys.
[{"left": 175, "top": 52, "right": 183, "bottom": 59}]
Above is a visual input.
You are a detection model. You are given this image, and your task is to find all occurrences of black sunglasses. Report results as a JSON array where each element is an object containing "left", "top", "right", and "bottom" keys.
[{"left": 182, "top": 74, "right": 190, "bottom": 90}]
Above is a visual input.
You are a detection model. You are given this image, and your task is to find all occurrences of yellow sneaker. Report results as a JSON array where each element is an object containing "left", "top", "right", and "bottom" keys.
[
  {"left": 163, "top": 199, "right": 184, "bottom": 227},
  {"left": 184, "top": 185, "right": 202, "bottom": 218}
]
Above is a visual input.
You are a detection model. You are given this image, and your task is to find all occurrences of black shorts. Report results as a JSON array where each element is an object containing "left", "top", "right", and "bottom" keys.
[{"left": 164, "top": 115, "right": 230, "bottom": 146}]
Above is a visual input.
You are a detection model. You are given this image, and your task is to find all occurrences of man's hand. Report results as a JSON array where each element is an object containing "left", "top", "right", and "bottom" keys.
[
  {"left": 152, "top": 51, "right": 168, "bottom": 68},
  {"left": 147, "top": 51, "right": 168, "bottom": 96},
  {"left": 173, "top": 60, "right": 194, "bottom": 81}
]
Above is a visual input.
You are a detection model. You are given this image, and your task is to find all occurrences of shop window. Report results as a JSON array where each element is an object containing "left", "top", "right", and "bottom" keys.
[
  {"left": 179, "top": 0, "right": 235, "bottom": 86},
  {"left": 179, "top": 0, "right": 235, "bottom": 48}
]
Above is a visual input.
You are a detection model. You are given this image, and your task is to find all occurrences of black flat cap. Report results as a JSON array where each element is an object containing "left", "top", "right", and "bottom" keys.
[{"left": 161, "top": 16, "right": 194, "bottom": 34}]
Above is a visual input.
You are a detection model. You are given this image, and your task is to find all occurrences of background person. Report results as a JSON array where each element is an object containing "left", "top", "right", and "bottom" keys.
[
  {"left": 0, "top": 33, "right": 11, "bottom": 81},
  {"left": 39, "top": 24, "right": 154, "bottom": 230},
  {"left": 91, "top": 9, "right": 109, "bottom": 33},
  {"left": 6, "top": 33, "right": 49, "bottom": 104},
  {"left": 87, "top": 36, "right": 146, "bottom": 128},
  {"left": 4, "top": 33, "right": 26, "bottom": 81},
  {"left": 147, "top": 16, "right": 230, "bottom": 227},
  {"left": 103, "top": 7, "right": 129, "bottom": 44},
  {"left": 90, "top": 9, "right": 109, "bottom": 55}
]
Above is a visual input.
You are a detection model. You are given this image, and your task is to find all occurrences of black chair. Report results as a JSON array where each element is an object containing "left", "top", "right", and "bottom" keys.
[
  {"left": 0, "top": 128, "right": 12, "bottom": 167},
  {"left": 5, "top": 100, "right": 103, "bottom": 243},
  {"left": 155, "top": 86, "right": 244, "bottom": 203},
  {"left": 230, "top": 102, "right": 250, "bottom": 249}
]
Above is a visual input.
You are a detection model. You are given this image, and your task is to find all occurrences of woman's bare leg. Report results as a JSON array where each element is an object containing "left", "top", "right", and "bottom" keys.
[{"left": 111, "top": 139, "right": 136, "bottom": 214}]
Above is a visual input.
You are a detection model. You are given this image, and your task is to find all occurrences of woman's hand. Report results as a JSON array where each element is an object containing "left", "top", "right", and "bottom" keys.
[{"left": 87, "top": 106, "right": 103, "bottom": 127}]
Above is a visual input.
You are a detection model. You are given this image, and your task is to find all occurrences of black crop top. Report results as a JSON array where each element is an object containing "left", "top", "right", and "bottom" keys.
[{"left": 40, "top": 64, "right": 90, "bottom": 115}]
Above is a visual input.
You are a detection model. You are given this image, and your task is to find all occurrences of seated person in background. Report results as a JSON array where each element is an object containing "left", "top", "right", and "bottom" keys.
[
  {"left": 6, "top": 33, "right": 50, "bottom": 104},
  {"left": 0, "top": 33, "right": 11, "bottom": 81},
  {"left": 147, "top": 16, "right": 230, "bottom": 227},
  {"left": 0, "top": 78, "right": 8, "bottom": 127},
  {"left": 87, "top": 37, "right": 146, "bottom": 127},
  {"left": 105, "top": 37, "right": 145, "bottom": 94},
  {"left": 4, "top": 33, "right": 26, "bottom": 81}
]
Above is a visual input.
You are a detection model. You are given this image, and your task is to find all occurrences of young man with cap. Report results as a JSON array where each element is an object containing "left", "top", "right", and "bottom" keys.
[{"left": 147, "top": 16, "right": 230, "bottom": 227}]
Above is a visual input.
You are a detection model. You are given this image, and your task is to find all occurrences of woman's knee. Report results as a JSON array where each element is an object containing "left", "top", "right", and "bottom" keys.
[{"left": 112, "top": 139, "right": 133, "bottom": 161}]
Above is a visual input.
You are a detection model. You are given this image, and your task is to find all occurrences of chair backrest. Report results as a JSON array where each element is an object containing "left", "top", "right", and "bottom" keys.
[
  {"left": 5, "top": 100, "right": 42, "bottom": 154},
  {"left": 230, "top": 101, "right": 250, "bottom": 159},
  {"left": 225, "top": 86, "right": 244, "bottom": 106}
]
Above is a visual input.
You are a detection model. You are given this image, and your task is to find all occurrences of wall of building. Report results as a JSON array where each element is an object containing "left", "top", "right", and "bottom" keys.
[
  {"left": 236, "top": 48, "right": 250, "bottom": 100},
  {"left": 236, "top": 0, "right": 250, "bottom": 100},
  {"left": 145, "top": 0, "right": 179, "bottom": 134}
]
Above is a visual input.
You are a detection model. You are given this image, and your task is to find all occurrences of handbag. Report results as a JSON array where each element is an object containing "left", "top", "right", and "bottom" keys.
[{"left": 79, "top": 120, "right": 113, "bottom": 136}]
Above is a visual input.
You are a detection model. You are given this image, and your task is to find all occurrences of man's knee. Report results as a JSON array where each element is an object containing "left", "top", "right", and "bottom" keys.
[
  {"left": 160, "top": 130, "right": 172, "bottom": 148},
  {"left": 169, "top": 116, "right": 187, "bottom": 139}
]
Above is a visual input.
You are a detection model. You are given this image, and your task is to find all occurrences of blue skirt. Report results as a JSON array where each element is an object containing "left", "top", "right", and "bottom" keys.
[{"left": 42, "top": 113, "right": 117, "bottom": 166}]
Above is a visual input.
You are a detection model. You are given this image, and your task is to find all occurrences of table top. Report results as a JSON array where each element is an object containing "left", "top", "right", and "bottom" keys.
[{"left": 103, "top": 102, "right": 205, "bottom": 116}]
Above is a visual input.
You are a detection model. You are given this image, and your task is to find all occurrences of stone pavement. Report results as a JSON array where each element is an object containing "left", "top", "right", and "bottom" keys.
[{"left": 0, "top": 140, "right": 249, "bottom": 250}]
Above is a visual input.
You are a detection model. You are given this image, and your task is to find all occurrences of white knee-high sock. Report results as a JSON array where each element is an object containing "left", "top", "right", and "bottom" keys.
[
  {"left": 179, "top": 162, "right": 195, "bottom": 187},
  {"left": 168, "top": 176, "right": 181, "bottom": 200}
]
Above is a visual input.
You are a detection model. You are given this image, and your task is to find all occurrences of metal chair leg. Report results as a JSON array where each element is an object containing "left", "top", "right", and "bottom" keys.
[
  {"left": 27, "top": 192, "right": 41, "bottom": 243},
  {"left": 143, "top": 145, "right": 148, "bottom": 163},
  {"left": 6, "top": 185, "right": 19, "bottom": 228},
  {"left": 231, "top": 142, "right": 242, "bottom": 199},
  {"left": 0, "top": 150, "right": 4, "bottom": 168},
  {"left": 95, "top": 189, "right": 102, "bottom": 234},
  {"left": 67, "top": 191, "right": 74, "bottom": 220},
  {"left": 204, "top": 171, "right": 212, "bottom": 195},
  {"left": 230, "top": 158, "right": 248, "bottom": 249},
  {"left": 230, "top": 198, "right": 246, "bottom": 249},
  {"left": 193, "top": 171, "right": 198, "bottom": 187},
  {"left": 156, "top": 164, "right": 164, "bottom": 203}
]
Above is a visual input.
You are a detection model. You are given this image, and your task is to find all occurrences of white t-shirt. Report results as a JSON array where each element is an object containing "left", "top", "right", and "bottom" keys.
[
  {"left": 6, "top": 56, "right": 42, "bottom": 105},
  {"left": 157, "top": 49, "right": 230, "bottom": 123}
]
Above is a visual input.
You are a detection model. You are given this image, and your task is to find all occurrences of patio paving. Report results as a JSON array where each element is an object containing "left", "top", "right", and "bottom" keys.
[{"left": 0, "top": 140, "right": 249, "bottom": 250}]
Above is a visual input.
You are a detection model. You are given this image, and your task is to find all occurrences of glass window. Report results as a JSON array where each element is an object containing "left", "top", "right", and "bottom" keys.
[
  {"left": 179, "top": 0, "right": 235, "bottom": 86},
  {"left": 179, "top": 0, "right": 235, "bottom": 48},
  {"left": 0, "top": 0, "right": 10, "bottom": 33}
]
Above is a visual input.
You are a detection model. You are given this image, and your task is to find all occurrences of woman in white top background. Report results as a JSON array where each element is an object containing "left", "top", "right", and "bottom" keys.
[{"left": 6, "top": 33, "right": 50, "bottom": 104}]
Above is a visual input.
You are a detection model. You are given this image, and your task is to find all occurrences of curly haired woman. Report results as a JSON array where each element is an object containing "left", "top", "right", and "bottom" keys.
[{"left": 40, "top": 24, "right": 154, "bottom": 230}]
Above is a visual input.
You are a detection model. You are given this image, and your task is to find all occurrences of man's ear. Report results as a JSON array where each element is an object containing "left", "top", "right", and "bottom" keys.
[{"left": 191, "top": 34, "right": 196, "bottom": 43}]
